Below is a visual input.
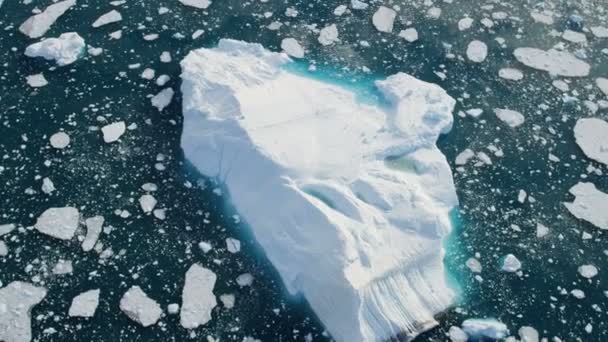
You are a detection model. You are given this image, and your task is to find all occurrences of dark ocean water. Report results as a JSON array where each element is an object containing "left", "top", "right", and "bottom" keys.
[{"left": 1, "top": 0, "right": 607, "bottom": 341}]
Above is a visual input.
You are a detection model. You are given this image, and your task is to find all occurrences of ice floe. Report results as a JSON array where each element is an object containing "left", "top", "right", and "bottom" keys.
[
  {"left": 461, "top": 318, "right": 509, "bottom": 340},
  {"left": 180, "top": 264, "right": 217, "bottom": 329},
  {"left": 513, "top": 48, "right": 590, "bottom": 77},
  {"left": 372, "top": 6, "right": 396, "bottom": 33},
  {"left": 0, "top": 282, "right": 47, "bottom": 342},
  {"left": 19, "top": 0, "right": 76, "bottom": 39},
  {"left": 494, "top": 108, "right": 525, "bottom": 128},
  {"left": 578, "top": 264, "right": 598, "bottom": 278},
  {"left": 573, "top": 118, "right": 608, "bottom": 166},
  {"left": 501, "top": 254, "right": 521, "bottom": 272},
  {"left": 280, "top": 38, "right": 304, "bottom": 58},
  {"left": 466, "top": 40, "right": 488, "bottom": 63},
  {"left": 25, "top": 32, "right": 85, "bottom": 66},
  {"left": 151, "top": 88, "right": 174, "bottom": 111},
  {"left": 92, "top": 10, "right": 122, "bottom": 28},
  {"left": 101, "top": 121, "right": 126, "bottom": 143},
  {"left": 50, "top": 132, "right": 70, "bottom": 149},
  {"left": 564, "top": 182, "right": 608, "bottom": 230},
  {"left": 69, "top": 289, "right": 100, "bottom": 318},
  {"left": 180, "top": 39, "right": 459, "bottom": 342},
  {"left": 26, "top": 74, "right": 48, "bottom": 88},
  {"left": 318, "top": 24, "right": 339, "bottom": 45},
  {"left": 83, "top": 216, "right": 103, "bottom": 251},
  {"left": 120, "top": 286, "right": 162, "bottom": 327},
  {"left": 35, "top": 207, "right": 79, "bottom": 240},
  {"left": 178, "top": 0, "right": 211, "bottom": 9}
]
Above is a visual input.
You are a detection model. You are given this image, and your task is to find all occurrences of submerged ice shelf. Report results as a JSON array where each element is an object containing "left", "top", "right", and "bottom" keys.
[{"left": 180, "top": 40, "right": 459, "bottom": 341}]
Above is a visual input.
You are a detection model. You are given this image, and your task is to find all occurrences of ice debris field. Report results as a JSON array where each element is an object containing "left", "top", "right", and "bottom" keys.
[{"left": 1, "top": 0, "right": 608, "bottom": 341}]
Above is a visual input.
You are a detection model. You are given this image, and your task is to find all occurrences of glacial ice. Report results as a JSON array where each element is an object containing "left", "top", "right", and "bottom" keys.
[
  {"left": 18, "top": 0, "right": 76, "bottom": 39},
  {"left": 25, "top": 32, "right": 85, "bottom": 66},
  {"left": 180, "top": 40, "right": 459, "bottom": 341}
]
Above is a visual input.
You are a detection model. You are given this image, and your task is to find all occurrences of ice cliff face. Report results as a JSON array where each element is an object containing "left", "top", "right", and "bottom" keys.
[{"left": 180, "top": 39, "right": 459, "bottom": 342}]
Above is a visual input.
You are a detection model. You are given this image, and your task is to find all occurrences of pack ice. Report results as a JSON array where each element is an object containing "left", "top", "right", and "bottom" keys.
[{"left": 180, "top": 40, "right": 459, "bottom": 342}]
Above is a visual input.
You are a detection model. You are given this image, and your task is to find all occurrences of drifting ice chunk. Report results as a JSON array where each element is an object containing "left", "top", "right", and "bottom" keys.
[
  {"left": 179, "top": 0, "right": 211, "bottom": 9},
  {"left": 151, "top": 88, "right": 174, "bottom": 111},
  {"left": 501, "top": 254, "right": 521, "bottom": 272},
  {"left": 462, "top": 319, "right": 509, "bottom": 340},
  {"left": 180, "top": 40, "right": 459, "bottom": 342},
  {"left": 83, "top": 216, "right": 103, "bottom": 251},
  {"left": 69, "top": 289, "right": 100, "bottom": 317},
  {"left": 578, "top": 264, "right": 598, "bottom": 278},
  {"left": 372, "top": 6, "right": 397, "bottom": 33},
  {"left": 120, "top": 286, "right": 162, "bottom": 327},
  {"left": 50, "top": 132, "right": 70, "bottom": 149},
  {"left": 92, "top": 10, "right": 122, "bottom": 28},
  {"left": 318, "top": 24, "right": 339, "bottom": 45},
  {"left": 25, "top": 32, "right": 85, "bottom": 66},
  {"left": 573, "top": 118, "right": 608, "bottom": 166},
  {"left": 513, "top": 48, "right": 590, "bottom": 77},
  {"left": 0, "top": 282, "right": 47, "bottom": 342},
  {"left": 399, "top": 28, "right": 418, "bottom": 42},
  {"left": 19, "top": 0, "right": 76, "bottom": 39},
  {"left": 35, "top": 207, "right": 79, "bottom": 240},
  {"left": 0, "top": 224, "right": 15, "bottom": 236},
  {"left": 597, "top": 78, "right": 608, "bottom": 96},
  {"left": 139, "top": 194, "right": 157, "bottom": 213},
  {"left": 466, "top": 40, "right": 488, "bottom": 63},
  {"left": 26, "top": 74, "right": 48, "bottom": 88},
  {"left": 52, "top": 259, "right": 73, "bottom": 275},
  {"left": 0, "top": 241, "right": 7, "bottom": 257},
  {"left": 101, "top": 121, "right": 126, "bottom": 143},
  {"left": 494, "top": 108, "right": 524, "bottom": 127},
  {"left": 564, "top": 182, "right": 608, "bottom": 230},
  {"left": 498, "top": 68, "right": 523, "bottom": 81},
  {"left": 449, "top": 326, "right": 468, "bottom": 341},
  {"left": 280, "top": 38, "right": 304, "bottom": 58},
  {"left": 519, "top": 326, "right": 539, "bottom": 342},
  {"left": 180, "top": 264, "right": 217, "bottom": 329}
]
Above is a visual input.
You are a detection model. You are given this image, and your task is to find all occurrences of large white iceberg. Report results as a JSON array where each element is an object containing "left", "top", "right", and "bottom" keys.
[{"left": 180, "top": 39, "right": 459, "bottom": 342}]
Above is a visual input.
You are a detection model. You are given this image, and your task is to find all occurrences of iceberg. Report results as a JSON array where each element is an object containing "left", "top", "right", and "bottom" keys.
[{"left": 180, "top": 39, "right": 459, "bottom": 342}]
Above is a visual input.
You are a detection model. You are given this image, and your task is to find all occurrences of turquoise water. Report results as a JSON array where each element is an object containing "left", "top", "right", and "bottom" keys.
[{"left": 2, "top": 0, "right": 608, "bottom": 341}]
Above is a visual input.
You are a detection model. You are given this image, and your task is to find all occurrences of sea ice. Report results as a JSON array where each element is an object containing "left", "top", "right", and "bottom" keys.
[
  {"left": 139, "top": 194, "right": 157, "bottom": 213},
  {"left": 68, "top": 289, "right": 100, "bottom": 317},
  {"left": 372, "top": 6, "right": 396, "bottom": 33},
  {"left": 458, "top": 17, "right": 474, "bottom": 31},
  {"left": 591, "top": 26, "right": 608, "bottom": 38},
  {"left": 596, "top": 78, "right": 608, "bottom": 96},
  {"left": 151, "top": 88, "right": 174, "bottom": 111},
  {"left": 180, "top": 264, "right": 217, "bottom": 329},
  {"left": 573, "top": 118, "right": 608, "bottom": 166},
  {"left": 449, "top": 326, "right": 468, "bottom": 342},
  {"left": 225, "top": 238, "right": 240, "bottom": 253},
  {"left": 219, "top": 294, "right": 235, "bottom": 309},
  {"left": 180, "top": 40, "right": 459, "bottom": 342},
  {"left": 179, "top": 0, "right": 211, "bottom": 9},
  {"left": 518, "top": 326, "right": 539, "bottom": 342},
  {"left": 513, "top": 48, "right": 590, "bottom": 77},
  {"left": 0, "top": 241, "right": 7, "bottom": 257},
  {"left": 501, "top": 254, "right": 521, "bottom": 272},
  {"left": 50, "top": 132, "right": 70, "bottom": 149},
  {"left": 25, "top": 32, "right": 85, "bottom": 66},
  {"left": 498, "top": 68, "right": 524, "bottom": 81},
  {"left": 0, "top": 224, "right": 15, "bottom": 236},
  {"left": 120, "top": 286, "right": 162, "bottom": 327},
  {"left": 0, "top": 282, "right": 47, "bottom": 342},
  {"left": 399, "top": 28, "right": 418, "bottom": 42},
  {"left": 461, "top": 318, "right": 509, "bottom": 340},
  {"left": 19, "top": 0, "right": 76, "bottom": 39},
  {"left": 92, "top": 10, "right": 122, "bottom": 28},
  {"left": 578, "top": 264, "right": 598, "bottom": 278},
  {"left": 466, "top": 40, "right": 488, "bottom": 63},
  {"left": 101, "top": 121, "right": 126, "bottom": 143},
  {"left": 494, "top": 108, "right": 525, "bottom": 127},
  {"left": 83, "top": 216, "right": 103, "bottom": 251},
  {"left": 35, "top": 207, "right": 80, "bottom": 240},
  {"left": 564, "top": 182, "right": 608, "bottom": 230},
  {"left": 52, "top": 259, "right": 73, "bottom": 275},
  {"left": 26, "top": 74, "right": 48, "bottom": 88},
  {"left": 318, "top": 24, "right": 339, "bottom": 45},
  {"left": 280, "top": 38, "right": 304, "bottom": 58}
]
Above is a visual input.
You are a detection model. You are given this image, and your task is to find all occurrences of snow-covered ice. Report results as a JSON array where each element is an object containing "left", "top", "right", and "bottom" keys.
[
  {"left": 19, "top": 0, "right": 76, "bottom": 39},
  {"left": 101, "top": 121, "right": 126, "bottom": 143},
  {"left": 25, "top": 32, "right": 85, "bottom": 66},
  {"left": 513, "top": 48, "right": 590, "bottom": 77},
  {"left": 180, "top": 264, "right": 217, "bottom": 329},
  {"left": 372, "top": 6, "right": 396, "bottom": 33},
  {"left": 574, "top": 118, "right": 608, "bottom": 166},
  {"left": 120, "top": 286, "right": 162, "bottom": 327},
  {"left": 92, "top": 10, "right": 122, "bottom": 28},
  {"left": 461, "top": 318, "right": 509, "bottom": 340},
  {"left": 0, "top": 282, "right": 47, "bottom": 342},
  {"left": 180, "top": 39, "right": 459, "bottom": 342},
  {"left": 466, "top": 40, "right": 488, "bottom": 63},
  {"left": 35, "top": 207, "right": 79, "bottom": 240},
  {"left": 69, "top": 289, "right": 100, "bottom": 318},
  {"left": 564, "top": 182, "right": 608, "bottom": 230},
  {"left": 494, "top": 108, "right": 524, "bottom": 127}
]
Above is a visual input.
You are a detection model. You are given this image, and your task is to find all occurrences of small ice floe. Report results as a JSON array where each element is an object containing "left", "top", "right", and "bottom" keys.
[
  {"left": 219, "top": 294, "right": 235, "bottom": 309},
  {"left": 0, "top": 223, "right": 15, "bottom": 236},
  {"left": 178, "top": 0, "right": 211, "bottom": 9},
  {"left": 458, "top": 17, "right": 474, "bottom": 31},
  {"left": 280, "top": 38, "right": 304, "bottom": 58},
  {"left": 518, "top": 326, "right": 539, "bottom": 342},
  {"left": 530, "top": 11, "right": 553, "bottom": 25},
  {"left": 564, "top": 182, "right": 608, "bottom": 230},
  {"left": 536, "top": 223, "right": 549, "bottom": 238},
  {"left": 399, "top": 28, "right": 418, "bottom": 42},
  {"left": 19, "top": 0, "right": 76, "bottom": 38},
  {"left": 52, "top": 259, "right": 73, "bottom": 275},
  {"left": 318, "top": 24, "right": 339, "bottom": 46},
  {"left": 461, "top": 318, "right": 509, "bottom": 340},
  {"left": 50, "top": 131, "right": 70, "bottom": 149},
  {"left": 578, "top": 264, "right": 598, "bottom": 279},
  {"left": 466, "top": 40, "right": 488, "bottom": 63},
  {"left": 372, "top": 6, "right": 396, "bottom": 33},
  {"left": 83, "top": 216, "right": 103, "bottom": 252},
  {"left": 596, "top": 78, "right": 608, "bottom": 96},
  {"left": 455, "top": 149, "right": 475, "bottom": 166},
  {"left": 513, "top": 48, "right": 590, "bottom": 77},
  {"left": 167, "top": 303, "right": 180, "bottom": 315},
  {"left": 139, "top": 194, "right": 157, "bottom": 213},
  {"left": 573, "top": 118, "right": 608, "bottom": 166},
  {"left": 180, "top": 264, "right": 217, "bottom": 328},
  {"left": 494, "top": 108, "right": 524, "bottom": 128},
  {"left": 151, "top": 88, "right": 174, "bottom": 111},
  {"left": 562, "top": 30, "right": 587, "bottom": 44},
  {"left": 591, "top": 26, "right": 608, "bottom": 38},
  {"left": 466, "top": 257, "right": 482, "bottom": 273},
  {"left": 570, "top": 289, "right": 585, "bottom": 299},
  {"left": 517, "top": 190, "right": 527, "bottom": 203},
  {"left": 120, "top": 286, "right": 162, "bottom": 327},
  {"left": 101, "top": 121, "right": 126, "bottom": 143},
  {"left": 0, "top": 241, "right": 7, "bottom": 257},
  {"left": 498, "top": 68, "right": 523, "bottom": 81},
  {"left": 35, "top": 207, "right": 79, "bottom": 240},
  {"left": 0, "top": 282, "right": 47, "bottom": 342},
  {"left": 226, "top": 238, "right": 241, "bottom": 253},
  {"left": 501, "top": 254, "right": 521, "bottom": 272},
  {"left": 141, "top": 69, "right": 155, "bottom": 80},
  {"left": 160, "top": 51, "right": 172, "bottom": 63},
  {"left": 448, "top": 326, "right": 468, "bottom": 342},
  {"left": 88, "top": 46, "right": 103, "bottom": 56},
  {"left": 69, "top": 289, "right": 100, "bottom": 317},
  {"left": 26, "top": 73, "right": 48, "bottom": 88},
  {"left": 156, "top": 75, "right": 170, "bottom": 86},
  {"left": 198, "top": 241, "right": 212, "bottom": 253},
  {"left": 334, "top": 5, "right": 347, "bottom": 16},
  {"left": 236, "top": 273, "right": 254, "bottom": 287},
  {"left": 351, "top": 0, "right": 368, "bottom": 10},
  {"left": 92, "top": 10, "right": 122, "bottom": 28},
  {"left": 25, "top": 32, "right": 85, "bottom": 66}
]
